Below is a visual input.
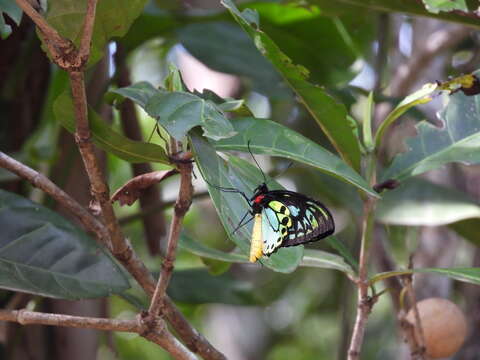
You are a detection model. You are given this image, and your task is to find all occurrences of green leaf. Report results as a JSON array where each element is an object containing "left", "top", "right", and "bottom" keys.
[
  {"left": 167, "top": 268, "right": 256, "bottom": 305},
  {"left": 145, "top": 92, "right": 237, "bottom": 141},
  {"left": 0, "top": 190, "right": 130, "bottom": 299},
  {"left": 179, "top": 233, "right": 247, "bottom": 263},
  {"left": 374, "top": 83, "right": 437, "bottom": 149},
  {"left": 377, "top": 178, "right": 480, "bottom": 226},
  {"left": 110, "top": 82, "right": 162, "bottom": 108},
  {"left": 214, "top": 117, "right": 378, "bottom": 197},
  {"left": 181, "top": 232, "right": 358, "bottom": 277},
  {"left": 301, "top": 249, "right": 355, "bottom": 277},
  {"left": 44, "top": 0, "right": 147, "bottom": 66},
  {"left": 0, "top": 0, "right": 22, "bottom": 39},
  {"left": 53, "top": 91, "right": 171, "bottom": 165},
  {"left": 222, "top": 0, "right": 361, "bottom": 171},
  {"left": 422, "top": 0, "right": 468, "bottom": 14},
  {"left": 381, "top": 91, "right": 480, "bottom": 182},
  {"left": 370, "top": 268, "right": 480, "bottom": 286},
  {"left": 190, "top": 132, "right": 304, "bottom": 273}
]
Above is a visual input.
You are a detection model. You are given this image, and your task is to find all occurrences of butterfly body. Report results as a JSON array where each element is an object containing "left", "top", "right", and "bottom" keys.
[{"left": 248, "top": 183, "right": 335, "bottom": 262}]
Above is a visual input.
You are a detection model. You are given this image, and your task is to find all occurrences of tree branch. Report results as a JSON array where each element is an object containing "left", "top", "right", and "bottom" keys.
[
  {"left": 148, "top": 154, "right": 193, "bottom": 318},
  {"left": 0, "top": 153, "right": 226, "bottom": 360},
  {"left": 14, "top": 0, "right": 71, "bottom": 49},
  {"left": 0, "top": 309, "right": 196, "bottom": 360},
  {"left": 78, "top": 0, "right": 97, "bottom": 64},
  {"left": 348, "top": 153, "right": 378, "bottom": 360},
  {"left": 0, "top": 151, "right": 109, "bottom": 245},
  {"left": 9, "top": 3, "right": 227, "bottom": 358}
]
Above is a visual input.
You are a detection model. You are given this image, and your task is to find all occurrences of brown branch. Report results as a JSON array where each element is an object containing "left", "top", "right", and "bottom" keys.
[
  {"left": 403, "top": 258, "right": 428, "bottom": 360},
  {"left": 0, "top": 151, "right": 109, "bottom": 245},
  {"left": 78, "top": 0, "right": 97, "bottom": 64},
  {"left": 0, "top": 309, "right": 196, "bottom": 360},
  {"left": 0, "top": 152, "right": 226, "bottom": 360},
  {"left": 14, "top": 0, "right": 71, "bottom": 49},
  {"left": 348, "top": 153, "right": 378, "bottom": 360},
  {"left": 69, "top": 71, "right": 126, "bottom": 254},
  {"left": 347, "top": 198, "right": 376, "bottom": 360},
  {"left": 148, "top": 154, "right": 193, "bottom": 318},
  {"left": 13, "top": 4, "right": 227, "bottom": 357}
]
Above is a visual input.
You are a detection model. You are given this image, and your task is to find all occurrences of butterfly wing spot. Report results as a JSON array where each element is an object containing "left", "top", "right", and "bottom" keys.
[{"left": 269, "top": 201, "right": 290, "bottom": 215}]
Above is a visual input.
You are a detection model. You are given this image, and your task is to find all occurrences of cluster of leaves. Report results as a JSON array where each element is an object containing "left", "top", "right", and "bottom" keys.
[{"left": 2, "top": 0, "right": 480, "bottom": 309}]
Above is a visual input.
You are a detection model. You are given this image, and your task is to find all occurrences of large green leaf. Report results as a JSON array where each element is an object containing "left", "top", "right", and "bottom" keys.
[
  {"left": 214, "top": 117, "right": 377, "bottom": 197},
  {"left": 44, "top": 0, "right": 147, "bottom": 66},
  {"left": 222, "top": 0, "right": 361, "bottom": 171},
  {"left": 53, "top": 91, "right": 171, "bottom": 165},
  {"left": 377, "top": 178, "right": 480, "bottom": 226},
  {"left": 190, "top": 132, "right": 304, "bottom": 273},
  {"left": 0, "top": 190, "right": 130, "bottom": 299},
  {"left": 370, "top": 268, "right": 480, "bottom": 286},
  {"left": 167, "top": 268, "right": 256, "bottom": 305},
  {"left": 181, "top": 233, "right": 357, "bottom": 276},
  {"left": 145, "top": 92, "right": 237, "bottom": 141},
  {"left": 0, "top": 0, "right": 22, "bottom": 39},
  {"left": 178, "top": 2, "right": 371, "bottom": 91},
  {"left": 381, "top": 92, "right": 480, "bottom": 181}
]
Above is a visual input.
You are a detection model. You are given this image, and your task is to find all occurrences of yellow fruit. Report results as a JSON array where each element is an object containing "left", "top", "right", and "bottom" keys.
[{"left": 406, "top": 297, "right": 467, "bottom": 359}]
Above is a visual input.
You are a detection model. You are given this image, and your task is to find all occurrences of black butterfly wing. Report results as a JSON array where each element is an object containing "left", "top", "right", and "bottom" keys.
[{"left": 262, "top": 190, "right": 335, "bottom": 249}]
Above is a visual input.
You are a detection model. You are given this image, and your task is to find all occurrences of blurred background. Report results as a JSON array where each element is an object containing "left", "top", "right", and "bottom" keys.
[{"left": 1, "top": 0, "right": 480, "bottom": 359}]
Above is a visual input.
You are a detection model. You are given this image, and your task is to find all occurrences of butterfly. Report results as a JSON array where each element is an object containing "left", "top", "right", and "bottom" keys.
[
  {"left": 247, "top": 182, "right": 335, "bottom": 262},
  {"left": 212, "top": 144, "right": 335, "bottom": 263}
]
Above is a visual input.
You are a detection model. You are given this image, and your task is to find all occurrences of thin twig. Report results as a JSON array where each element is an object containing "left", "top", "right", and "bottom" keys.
[
  {"left": 14, "top": 0, "right": 71, "bottom": 49},
  {"left": 347, "top": 198, "right": 376, "bottom": 360},
  {"left": 348, "top": 153, "right": 378, "bottom": 360},
  {"left": 148, "top": 154, "right": 193, "bottom": 318},
  {"left": 0, "top": 309, "right": 195, "bottom": 360},
  {"left": 69, "top": 71, "right": 126, "bottom": 254},
  {"left": 403, "top": 259, "right": 428, "bottom": 359},
  {"left": 0, "top": 151, "right": 109, "bottom": 245},
  {"left": 78, "top": 0, "right": 98, "bottom": 64}
]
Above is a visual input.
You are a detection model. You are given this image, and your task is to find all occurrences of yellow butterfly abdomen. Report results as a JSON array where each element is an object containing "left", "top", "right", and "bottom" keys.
[{"left": 249, "top": 214, "right": 263, "bottom": 262}]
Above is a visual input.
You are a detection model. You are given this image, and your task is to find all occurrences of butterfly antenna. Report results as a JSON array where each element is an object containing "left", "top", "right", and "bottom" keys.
[
  {"left": 247, "top": 140, "right": 267, "bottom": 184},
  {"left": 203, "top": 177, "right": 251, "bottom": 204}
]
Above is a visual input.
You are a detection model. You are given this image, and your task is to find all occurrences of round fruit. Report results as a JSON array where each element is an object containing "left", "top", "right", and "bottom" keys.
[{"left": 406, "top": 297, "right": 467, "bottom": 359}]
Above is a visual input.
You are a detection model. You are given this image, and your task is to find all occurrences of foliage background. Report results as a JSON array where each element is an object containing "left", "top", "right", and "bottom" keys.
[{"left": 1, "top": 0, "right": 480, "bottom": 359}]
